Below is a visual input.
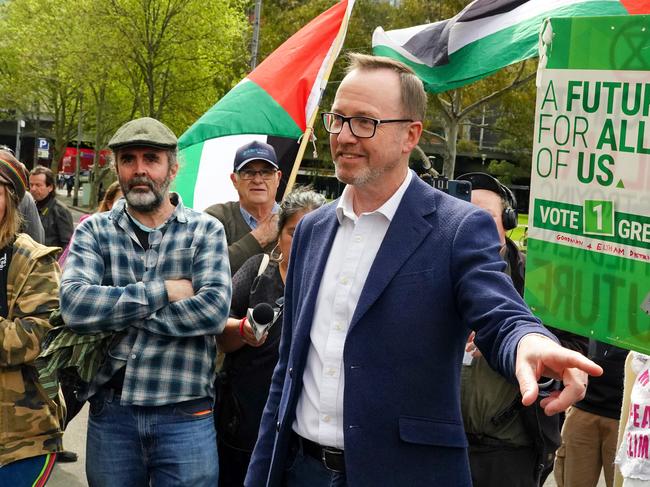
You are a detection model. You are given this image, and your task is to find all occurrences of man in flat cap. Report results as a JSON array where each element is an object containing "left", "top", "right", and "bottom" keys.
[
  {"left": 60, "top": 117, "right": 232, "bottom": 486},
  {"left": 205, "top": 140, "right": 282, "bottom": 275}
]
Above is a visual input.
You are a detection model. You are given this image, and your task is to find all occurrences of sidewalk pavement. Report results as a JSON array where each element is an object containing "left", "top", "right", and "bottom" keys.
[
  {"left": 49, "top": 405, "right": 88, "bottom": 486},
  {"left": 55, "top": 188, "right": 93, "bottom": 223}
]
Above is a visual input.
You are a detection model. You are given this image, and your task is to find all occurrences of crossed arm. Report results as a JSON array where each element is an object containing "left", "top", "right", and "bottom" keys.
[{"left": 61, "top": 219, "right": 232, "bottom": 337}]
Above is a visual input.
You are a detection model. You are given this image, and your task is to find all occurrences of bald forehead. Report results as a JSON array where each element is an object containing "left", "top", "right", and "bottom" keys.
[{"left": 471, "top": 189, "right": 503, "bottom": 216}]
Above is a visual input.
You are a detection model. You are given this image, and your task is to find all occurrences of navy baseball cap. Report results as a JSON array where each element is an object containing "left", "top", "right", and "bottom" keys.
[{"left": 233, "top": 141, "right": 278, "bottom": 172}]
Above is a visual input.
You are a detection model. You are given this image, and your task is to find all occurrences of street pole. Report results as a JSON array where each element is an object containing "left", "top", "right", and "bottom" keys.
[
  {"left": 32, "top": 101, "right": 40, "bottom": 169},
  {"left": 15, "top": 116, "right": 23, "bottom": 160},
  {"left": 478, "top": 105, "right": 486, "bottom": 151},
  {"left": 72, "top": 93, "right": 83, "bottom": 207},
  {"left": 250, "top": 0, "right": 262, "bottom": 70}
]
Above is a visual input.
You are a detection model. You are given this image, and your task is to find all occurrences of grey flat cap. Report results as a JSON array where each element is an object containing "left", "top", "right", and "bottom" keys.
[{"left": 108, "top": 117, "right": 177, "bottom": 151}]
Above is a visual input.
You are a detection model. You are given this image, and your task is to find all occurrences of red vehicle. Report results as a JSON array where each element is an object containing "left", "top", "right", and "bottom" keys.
[{"left": 60, "top": 147, "right": 110, "bottom": 175}]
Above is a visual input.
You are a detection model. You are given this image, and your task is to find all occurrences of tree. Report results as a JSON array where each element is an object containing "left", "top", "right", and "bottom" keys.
[
  {"left": 256, "top": 0, "right": 539, "bottom": 179},
  {"left": 0, "top": 0, "right": 86, "bottom": 172},
  {"left": 0, "top": 0, "right": 249, "bottom": 209},
  {"left": 95, "top": 0, "right": 249, "bottom": 134},
  {"left": 387, "top": 0, "right": 538, "bottom": 178},
  {"left": 430, "top": 61, "right": 537, "bottom": 178}
]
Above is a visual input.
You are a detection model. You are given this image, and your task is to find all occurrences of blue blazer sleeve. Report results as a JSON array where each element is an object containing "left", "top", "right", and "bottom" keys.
[{"left": 451, "top": 207, "right": 558, "bottom": 379}]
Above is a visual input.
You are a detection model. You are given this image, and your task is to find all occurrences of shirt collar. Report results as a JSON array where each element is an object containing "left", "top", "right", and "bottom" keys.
[
  {"left": 239, "top": 202, "right": 280, "bottom": 230},
  {"left": 336, "top": 170, "right": 413, "bottom": 224}
]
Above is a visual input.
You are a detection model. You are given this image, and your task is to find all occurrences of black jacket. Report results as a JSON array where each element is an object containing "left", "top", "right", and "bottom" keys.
[
  {"left": 575, "top": 341, "right": 626, "bottom": 419},
  {"left": 37, "top": 194, "right": 74, "bottom": 249},
  {"left": 504, "top": 238, "right": 586, "bottom": 485}
]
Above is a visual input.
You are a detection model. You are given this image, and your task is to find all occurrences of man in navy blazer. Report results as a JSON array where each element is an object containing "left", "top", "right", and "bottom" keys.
[{"left": 246, "top": 53, "right": 602, "bottom": 487}]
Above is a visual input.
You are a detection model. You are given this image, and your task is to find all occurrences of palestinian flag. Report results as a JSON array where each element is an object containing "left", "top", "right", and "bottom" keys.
[
  {"left": 372, "top": 0, "right": 650, "bottom": 93},
  {"left": 174, "top": 0, "right": 355, "bottom": 210}
]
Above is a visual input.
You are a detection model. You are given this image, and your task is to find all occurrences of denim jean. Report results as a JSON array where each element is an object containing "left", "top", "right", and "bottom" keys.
[
  {"left": 0, "top": 453, "right": 56, "bottom": 487},
  {"left": 86, "top": 389, "right": 218, "bottom": 487},
  {"left": 283, "top": 442, "right": 347, "bottom": 487}
]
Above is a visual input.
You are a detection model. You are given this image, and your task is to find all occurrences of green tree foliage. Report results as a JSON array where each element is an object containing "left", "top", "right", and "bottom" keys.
[
  {"left": 256, "top": 0, "right": 537, "bottom": 180},
  {"left": 431, "top": 60, "right": 537, "bottom": 177},
  {"left": 487, "top": 160, "right": 518, "bottom": 185},
  {"left": 0, "top": 0, "right": 86, "bottom": 171},
  {"left": 0, "top": 0, "right": 248, "bottom": 186},
  {"left": 97, "top": 0, "right": 249, "bottom": 133}
]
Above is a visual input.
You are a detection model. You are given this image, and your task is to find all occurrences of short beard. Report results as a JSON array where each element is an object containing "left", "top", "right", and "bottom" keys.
[
  {"left": 121, "top": 175, "right": 170, "bottom": 213},
  {"left": 334, "top": 157, "right": 399, "bottom": 187}
]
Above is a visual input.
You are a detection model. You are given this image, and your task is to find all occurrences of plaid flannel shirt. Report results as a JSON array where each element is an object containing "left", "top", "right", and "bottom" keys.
[{"left": 60, "top": 194, "right": 231, "bottom": 406}]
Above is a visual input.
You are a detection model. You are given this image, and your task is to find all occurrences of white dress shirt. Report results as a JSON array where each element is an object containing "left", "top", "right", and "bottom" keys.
[{"left": 292, "top": 170, "right": 413, "bottom": 448}]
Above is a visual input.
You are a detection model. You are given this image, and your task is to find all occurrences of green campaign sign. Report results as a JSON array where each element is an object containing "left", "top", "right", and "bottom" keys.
[{"left": 525, "top": 15, "right": 650, "bottom": 354}]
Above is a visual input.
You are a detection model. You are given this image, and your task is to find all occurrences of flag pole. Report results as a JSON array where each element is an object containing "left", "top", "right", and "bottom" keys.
[{"left": 283, "top": 0, "right": 355, "bottom": 196}]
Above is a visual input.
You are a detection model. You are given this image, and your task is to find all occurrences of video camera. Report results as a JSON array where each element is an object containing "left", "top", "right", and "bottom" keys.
[{"left": 420, "top": 175, "right": 472, "bottom": 202}]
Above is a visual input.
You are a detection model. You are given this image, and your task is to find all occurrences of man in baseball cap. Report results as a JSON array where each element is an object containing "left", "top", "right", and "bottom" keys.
[
  {"left": 232, "top": 140, "right": 279, "bottom": 172},
  {"left": 206, "top": 139, "right": 282, "bottom": 275},
  {"left": 61, "top": 116, "right": 231, "bottom": 486}
]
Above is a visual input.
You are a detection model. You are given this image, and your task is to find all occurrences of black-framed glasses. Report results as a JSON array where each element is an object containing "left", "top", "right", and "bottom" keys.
[
  {"left": 321, "top": 112, "right": 413, "bottom": 139},
  {"left": 238, "top": 168, "right": 278, "bottom": 180},
  {"left": 145, "top": 230, "right": 163, "bottom": 269}
]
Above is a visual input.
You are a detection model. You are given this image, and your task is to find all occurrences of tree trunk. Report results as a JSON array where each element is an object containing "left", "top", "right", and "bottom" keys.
[
  {"left": 88, "top": 85, "right": 106, "bottom": 209},
  {"left": 442, "top": 120, "right": 459, "bottom": 178},
  {"left": 90, "top": 166, "right": 114, "bottom": 210},
  {"left": 412, "top": 145, "right": 439, "bottom": 177}
]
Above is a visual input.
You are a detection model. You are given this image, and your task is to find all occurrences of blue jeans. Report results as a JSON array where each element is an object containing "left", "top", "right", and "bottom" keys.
[
  {"left": 0, "top": 453, "right": 56, "bottom": 487},
  {"left": 86, "top": 389, "right": 218, "bottom": 487},
  {"left": 283, "top": 442, "right": 347, "bottom": 487}
]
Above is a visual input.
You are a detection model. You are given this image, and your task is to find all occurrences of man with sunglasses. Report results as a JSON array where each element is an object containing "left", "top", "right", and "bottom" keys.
[
  {"left": 246, "top": 54, "right": 603, "bottom": 487},
  {"left": 206, "top": 140, "right": 282, "bottom": 275},
  {"left": 60, "top": 117, "right": 232, "bottom": 486}
]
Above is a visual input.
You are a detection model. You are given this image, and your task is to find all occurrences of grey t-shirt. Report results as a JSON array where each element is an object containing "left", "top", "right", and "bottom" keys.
[{"left": 18, "top": 193, "right": 45, "bottom": 243}]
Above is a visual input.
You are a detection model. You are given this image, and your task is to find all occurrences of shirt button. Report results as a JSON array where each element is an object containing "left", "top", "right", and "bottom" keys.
[
  {"left": 327, "top": 368, "right": 336, "bottom": 376},
  {"left": 334, "top": 322, "right": 343, "bottom": 331},
  {"left": 340, "top": 276, "right": 349, "bottom": 285},
  {"left": 323, "top": 415, "right": 331, "bottom": 423},
  {"left": 354, "top": 235, "right": 362, "bottom": 243}
]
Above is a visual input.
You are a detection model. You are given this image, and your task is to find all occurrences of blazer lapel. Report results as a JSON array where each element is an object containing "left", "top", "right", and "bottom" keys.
[
  {"left": 350, "top": 177, "right": 437, "bottom": 328},
  {"left": 292, "top": 204, "right": 339, "bottom": 341}
]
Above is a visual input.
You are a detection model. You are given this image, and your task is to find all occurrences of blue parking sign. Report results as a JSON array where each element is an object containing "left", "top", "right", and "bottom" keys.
[{"left": 37, "top": 138, "right": 49, "bottom": 150}]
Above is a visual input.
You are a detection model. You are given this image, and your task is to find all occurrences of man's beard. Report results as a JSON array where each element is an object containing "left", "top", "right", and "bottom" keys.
[
  {"left": 333, "top": 154, "right": 398, "bottom": 187},
  {"left": 121, "top": 174, "right": 171, "bottom": 213}
]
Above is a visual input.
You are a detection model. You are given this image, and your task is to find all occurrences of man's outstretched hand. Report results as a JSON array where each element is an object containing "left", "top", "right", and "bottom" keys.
[{"left": 516, "top": 334, "right": 603, "bottom": 416}]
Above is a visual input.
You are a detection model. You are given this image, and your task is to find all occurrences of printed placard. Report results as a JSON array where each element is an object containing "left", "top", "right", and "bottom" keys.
[{"left": 525, "top": 16, "right": 650, "bottom": 354}]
